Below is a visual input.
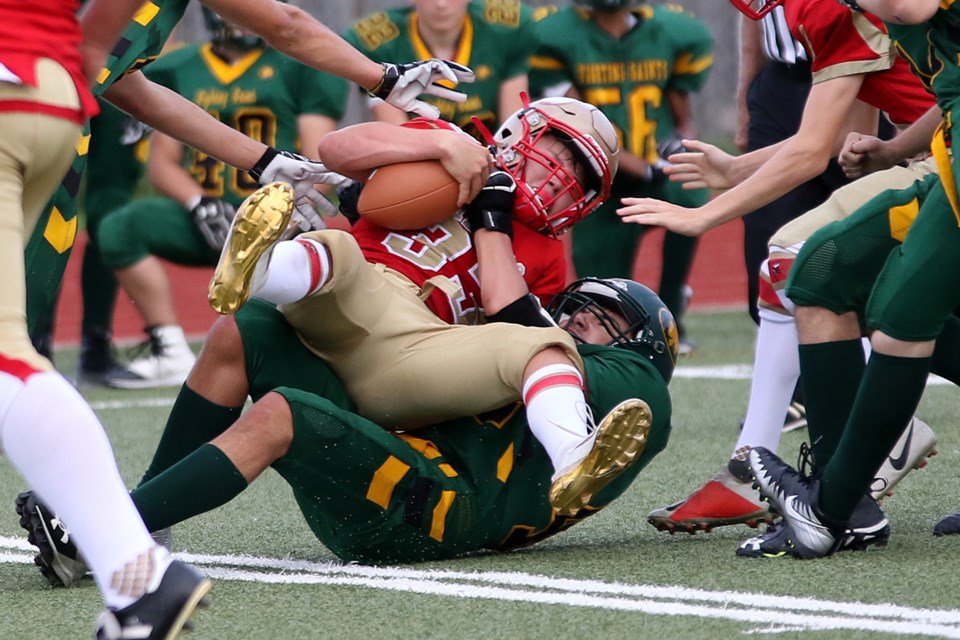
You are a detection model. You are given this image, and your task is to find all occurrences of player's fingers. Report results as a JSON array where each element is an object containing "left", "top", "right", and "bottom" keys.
[
  {"left": 407, "top": 99, "right": 442, "bottom": 120},
  {"left": 426, "top": 83, "right": 468, "bottom": 103}
]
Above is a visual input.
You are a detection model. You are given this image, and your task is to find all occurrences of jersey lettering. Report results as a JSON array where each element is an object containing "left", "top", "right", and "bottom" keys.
[
  {"left": 354, "top": 12, "right": 400, "bottom": 50},
  {"left": 484, "top": 0, "right": 521, "bottom": 27}
]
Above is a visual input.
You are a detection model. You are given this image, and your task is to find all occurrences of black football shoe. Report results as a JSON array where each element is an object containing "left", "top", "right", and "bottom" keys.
[
  {"left": 748, "top": 447, "right": 845, "bottom": 559},
  {"left": 95, "top": 559, "right": 211, "bottom": 640},
  {"left": 15, "top": 491, "right": 88, "bottom": 587},
  {"left": 737, "top": 494, "right": 889, "bottom": 558},
  {"left": 934, "top": 512, "right": 960, "bottom": 536}
]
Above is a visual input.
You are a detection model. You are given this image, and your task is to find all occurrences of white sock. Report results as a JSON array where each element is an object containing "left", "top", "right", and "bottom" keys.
[
  {"left": 0, "top": 371, "right": 166, "bottom": 608},
  {"left": 734, "top": 311, "right": 800, "bottom": 459},
  {"left": 522, "top": 364, "right": 590, "bottom": 470},
  {"left": 251, "top": 238, "right": 330, "bottom": 305}
]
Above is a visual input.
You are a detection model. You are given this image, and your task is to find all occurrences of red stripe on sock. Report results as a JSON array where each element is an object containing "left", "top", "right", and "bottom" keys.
[
  {"left": 296, "top": 239, "right": 323, "bottom": 294},
  {"left": 523, "top": 373, "right": 583, "bottom": 405},
  {"left": 0, "top": 355, "right": 40, "bottom": 381}
]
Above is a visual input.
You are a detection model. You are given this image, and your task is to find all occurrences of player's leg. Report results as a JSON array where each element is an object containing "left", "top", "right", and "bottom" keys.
[
  {"left": 76, "top": 99, "right": 143, "bottom": 386},
  {"left": 100, "top": 196, "right": 222, "bottom": 387},
  {"left": 817, "top": 179, "right": 960, "bottom": 522},
  {"left": 570, "top": 193, "right": 643, "bottom": 278},
  {"left": 137, "top": 298, "right": 354, "bottom": 487},
  {"left": 0, "top": 62, "right": 208, "bottom": 627},
  {"left": 748, "top": 175, "right": 949, "bottom": 557}
]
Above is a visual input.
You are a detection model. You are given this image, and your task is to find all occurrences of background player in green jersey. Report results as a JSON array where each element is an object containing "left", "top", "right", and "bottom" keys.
[
  {"left": 530, "top": 0, "right": 713, "bottom": 353},
  {"left": 344, "top": 0, "right": 536, "bottom": 139},
  {"left": 94, "top": 11, "right": 348, "bottom": 389},
  {"left": 24, "top": 0, "right": 479, "bottom": 360}
]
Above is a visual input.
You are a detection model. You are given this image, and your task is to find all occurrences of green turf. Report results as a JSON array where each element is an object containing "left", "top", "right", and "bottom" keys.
[{"left": 1, "top": 310, "right": 959, "bottom": 639}]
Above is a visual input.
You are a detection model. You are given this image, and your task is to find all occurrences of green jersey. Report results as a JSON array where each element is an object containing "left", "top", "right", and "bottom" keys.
[
  {"left": 25, "top": 0, "right": 191, "bottom": 336},
  {"left": 343, "top": 0, "right": 537, "bottom": 138},
  {"left": 886, "top": 6, "right": 960, "bottom": 114},
  {"left": 144, "top": 44, "right": 348, "bottom": 206},
  {"left": 531, "top": 4, "right": 712, "bottom": 163}
]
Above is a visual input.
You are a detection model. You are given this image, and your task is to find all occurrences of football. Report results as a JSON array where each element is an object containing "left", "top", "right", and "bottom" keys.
[{"left": 357, "top": 159, "right": 460, "bottom": 230}]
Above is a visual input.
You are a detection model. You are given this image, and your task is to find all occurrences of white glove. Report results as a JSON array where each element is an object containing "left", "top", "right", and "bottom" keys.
[
  {"left": 249, "top": 147, "right": 350, "bottom": 226},
  {"left": 369, "top": 59, "right": 475, "bottom": 120}
]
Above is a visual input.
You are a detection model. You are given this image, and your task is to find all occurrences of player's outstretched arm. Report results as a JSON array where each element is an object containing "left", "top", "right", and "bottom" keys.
[
  {"left": 78, "top": 0, "right": 151, "bottom": 84},
  {"left": 318, "top": 123, "right": 492, "bottom": 205},
  {"left": 200, "top": 0, "right": 473, "bottom": 119}
]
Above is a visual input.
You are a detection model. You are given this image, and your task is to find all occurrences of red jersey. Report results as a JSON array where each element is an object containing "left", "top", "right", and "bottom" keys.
[
  {"left": 785, "top": 0, "right": 933, "bottom": 125},
  {"left": 0, "top": 0, "right": 98, "bottom": 123},
  {"left": 352, "top": 216, "right": 566, "bottom": 325},
  {"left": 350, "top": 117, "right": 567, "bottom": 324}
]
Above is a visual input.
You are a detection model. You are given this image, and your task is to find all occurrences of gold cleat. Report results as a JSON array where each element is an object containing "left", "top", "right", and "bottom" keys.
[
  {"left": 548, "top": 398, "right": 652, "bottom": 517},
  {"left": 208, "top": 182, "right": 295, "bottom": 315}
]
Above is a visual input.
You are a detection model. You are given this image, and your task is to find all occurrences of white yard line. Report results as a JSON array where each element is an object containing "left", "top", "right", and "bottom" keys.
[{"left": 2, "top": 536, "right": 958, "bottom": 637}]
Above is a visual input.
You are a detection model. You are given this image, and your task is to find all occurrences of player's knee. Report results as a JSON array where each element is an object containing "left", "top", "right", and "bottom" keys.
[
  {"left": 196, "top": 316, "right": 244, "bottom": 371},
  {"left": 98, "top": 209, "right": 146, "bottom": 269}
]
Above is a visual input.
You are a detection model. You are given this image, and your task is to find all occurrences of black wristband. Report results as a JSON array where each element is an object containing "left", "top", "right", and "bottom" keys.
[
  {"left": 250, "top": 146, "right": 278, "bottom": 181},
  {"left": 486, "top": 294, "right": 553, "bottom": 328},
  {"left": 368, "top": 63, "right": 400, "bottom": 99},
  {"left": 467, "top": 207, "right": 513, "bottom": 238}
]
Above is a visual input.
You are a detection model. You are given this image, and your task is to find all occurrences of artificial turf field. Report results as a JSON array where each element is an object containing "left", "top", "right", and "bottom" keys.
[{"left": 1, "top": 309, "right": 959, "bottom": 639}]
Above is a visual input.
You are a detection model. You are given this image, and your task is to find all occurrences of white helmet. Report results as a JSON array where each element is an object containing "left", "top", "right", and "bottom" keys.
[{"left": 493, "top": 96, "right": 619, "bottom": 237}]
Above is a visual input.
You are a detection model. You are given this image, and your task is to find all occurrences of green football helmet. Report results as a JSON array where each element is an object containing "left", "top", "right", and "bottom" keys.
[{"left": 547, "top": 277, "right": 679, "bottom": 384}]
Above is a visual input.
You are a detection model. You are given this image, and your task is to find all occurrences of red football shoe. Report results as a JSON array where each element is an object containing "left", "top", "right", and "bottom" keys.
[{"left": 648, "top": 466, "right": 775, "bottom": 534}]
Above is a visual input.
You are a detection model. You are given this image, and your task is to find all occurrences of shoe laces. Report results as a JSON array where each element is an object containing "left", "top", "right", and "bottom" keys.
[
  {"left": 128, "top": 328, "right": 164, "bottom": 360},
  {"left": 796, "top": 442, "right": 815, "bottom": 479}
]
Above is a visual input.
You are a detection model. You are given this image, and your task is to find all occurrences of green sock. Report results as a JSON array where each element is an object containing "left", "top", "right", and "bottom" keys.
[
  {"left": 932, "top": 316, "right": 960, "bottom": 385},
  {"left": 132, "top": 444, "right": 248, "bottom": 532},
  {"left": 798, "top": 340, "right": 865, "bottom": 470},
  {"left": 139, "top": 385, "right": 242, "bottom": 486},
  {"left": 819, "top": 352, "right": 932, "bottom": 520}
]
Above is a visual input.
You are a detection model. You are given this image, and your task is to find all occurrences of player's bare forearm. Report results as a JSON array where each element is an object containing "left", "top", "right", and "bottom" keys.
[
  {"left": 148, "top": 132, "right": 203, "bottom": 206},
  {"left": 201, "top": 0, "right": 383, "bottom": 90},
  {"left": 78, "top": 0, "right": 149, "bottom": 83},
  {"left": 474, "top": 229, "right": 529, "bottom": 315},
  {"left": 318, "top": 123, "right": 491, "bottom": 203},
  {"left": 105, "top": 72, "right": 266, "bottom": 171}
]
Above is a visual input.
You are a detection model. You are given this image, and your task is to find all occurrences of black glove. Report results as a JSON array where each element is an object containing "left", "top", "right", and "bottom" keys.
[
  {"left": 337, "top": 182, "right": 364, "bottom": 225},
  {"left": 188, "top": 196, "right": 235, "bottom": 251},
  {"left": 641, "top": 135, "right": 688, "bottom": 183},
  {"left": 656, "top": 135, "right": 687, "bottom": 161},
  {"left": 464, "top": 171, "right": 517, "bottom": 238},
  {"left": 641, "top": 160, "right": 670, "bottom": 184}
]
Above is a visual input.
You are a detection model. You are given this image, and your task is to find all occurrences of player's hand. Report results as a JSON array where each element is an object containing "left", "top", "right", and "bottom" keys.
[
  {"left": 465, "top": 171, "right": 517, "bottom": 237},
  {"left": 617, "top": 197, "right": 710, "bottom": 237},
  {"left": 660, "top": 139, "right": 737, "bottom": 190},
  {"left": 249, "top": 147, "right": 350, "bottom": 225},
  {"left": 838, "top": 132, "right": 897, "bottom": 179},
  {"left": 438, "top": 133, "right": 493, "bottom": 206},
  {"left": 188, "top": 196, "right": 236, "bottom": 250},
  {"left": 370, "top": 59, "right": 476, "bottom": 120}
]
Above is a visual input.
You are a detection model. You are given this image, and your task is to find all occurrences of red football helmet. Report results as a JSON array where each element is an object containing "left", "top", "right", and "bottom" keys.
[
  {"left": 728, "top": 0, "right": 786, "bottom": 20},
  {"left": 479, "top": 96, "right": 618, "bottom": 237}
]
